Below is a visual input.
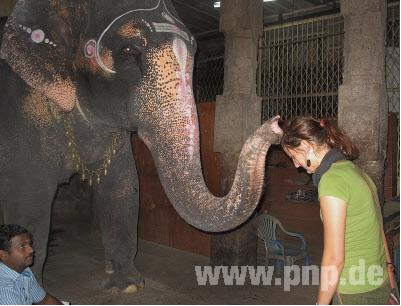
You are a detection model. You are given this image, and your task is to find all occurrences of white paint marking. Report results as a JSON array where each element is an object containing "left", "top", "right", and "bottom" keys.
[
  {"left": 75, "top": 97, "right": 90, "bottom": 124},
  {"left": 153, "top": 23, "right": 189, "bottom": 42}
]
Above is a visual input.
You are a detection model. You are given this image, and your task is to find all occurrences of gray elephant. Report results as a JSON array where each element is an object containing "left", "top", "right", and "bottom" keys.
[{"left": 0, "top": 0, "right": 281, "bottom": 292}]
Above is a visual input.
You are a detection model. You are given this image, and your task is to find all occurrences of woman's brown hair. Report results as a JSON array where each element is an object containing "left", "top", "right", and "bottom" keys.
[{"left": 280, "top": 116, "right": 359, "bottom": 160}]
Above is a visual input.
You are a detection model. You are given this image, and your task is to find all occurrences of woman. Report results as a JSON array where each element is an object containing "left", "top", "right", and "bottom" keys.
[{"left": 280, "top": 116, "right": 389, "bottom": 304}]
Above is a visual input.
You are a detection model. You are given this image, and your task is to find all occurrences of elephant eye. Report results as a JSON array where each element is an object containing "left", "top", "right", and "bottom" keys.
[{"left": 122, "top": 46, "right": 140, "bottom": 57}]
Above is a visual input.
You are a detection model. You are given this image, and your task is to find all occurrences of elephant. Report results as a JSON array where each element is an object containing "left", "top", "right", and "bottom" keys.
[{"left": 0, "top": 0, "right": 281, "bottom": 293}]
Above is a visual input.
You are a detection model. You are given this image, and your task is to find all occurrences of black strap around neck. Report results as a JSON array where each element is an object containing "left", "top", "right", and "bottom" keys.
[{"left": 312, "top": 148, "right": 347, "bottom": 187}]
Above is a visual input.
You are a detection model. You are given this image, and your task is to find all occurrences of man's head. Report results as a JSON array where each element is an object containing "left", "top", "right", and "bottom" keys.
[{"left": 0, "top": 224, "right": 34, "bottom": 273}]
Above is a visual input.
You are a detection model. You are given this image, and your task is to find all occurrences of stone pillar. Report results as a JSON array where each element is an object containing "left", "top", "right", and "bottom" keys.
[
  {"left": 338, "top": 0, "right": 387, "bottom": 198},
  {"left": 211, "top": 0, "right": 263, "bottom": 266}
]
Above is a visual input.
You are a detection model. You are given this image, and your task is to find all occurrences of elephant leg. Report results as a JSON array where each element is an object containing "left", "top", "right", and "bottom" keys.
[
  {"left": 93, "top": 135, "right": 143, "bottom": 293},
  {"left": 2, "top": 174, "right": 57, "bottom": 285}
]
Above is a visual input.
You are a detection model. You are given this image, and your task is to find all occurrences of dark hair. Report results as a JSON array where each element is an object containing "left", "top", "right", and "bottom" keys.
[
  {"left": 281, "top": 116, "right": 359, "bottom": 160},
  {"left": 0, "top": 224, "right": 31, "bottom": 252}
]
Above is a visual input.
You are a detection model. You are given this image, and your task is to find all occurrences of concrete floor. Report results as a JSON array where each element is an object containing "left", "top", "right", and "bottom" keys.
[{"left": 43, "top": 221, "right": 319, "bottom": 304}]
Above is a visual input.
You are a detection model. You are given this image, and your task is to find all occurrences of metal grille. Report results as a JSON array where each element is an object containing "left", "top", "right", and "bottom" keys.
[
  {"left": 386, "top": 1, "right": 400, "bottom": 197},
  {"left": 193, "top": 50, "right": 224, "bottom": 103},
  {"left": 396, "top": 116, "right": 399, "bottom": 197},
  {"left": 258, "top": 15, "right": 344, "bottom": 120},
  {"left": 386, "top": 1, "right": 400, "bottom": 114}
]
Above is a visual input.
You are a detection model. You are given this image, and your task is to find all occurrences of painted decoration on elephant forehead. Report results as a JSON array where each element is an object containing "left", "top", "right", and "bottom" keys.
[
  {"left": 173, "top": 39, "right": 187, "bottom": 80},
  {"left": 153, "top": 23, "right": 189, "bottom": 42},
  {"left": 93, "top": 0, "right": 185, "bottom": 74},
  {"left": 142, "top": 20, "right": 154, "bottom": 32},
  {"left": 173, "top": 38, "right": 193, "bottom": 103},
  {"left": 162, "top": 12, "right": 175, "bottom": 23},
  {"left": 173, "top": 38, "right": 197, "bottom": 160},
  {"left": 18, "top": 25, "right": 57, "bottom": 47}
]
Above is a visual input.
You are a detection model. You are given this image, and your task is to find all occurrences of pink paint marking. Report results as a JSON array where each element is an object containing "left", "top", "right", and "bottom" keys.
[
  {"left": 179, "top": 78, "right": 187, "bottom": 99},
  {"left": 176, "top": 71, "right": 187, "bottom": 100},
  {"left": 84, "top": 40, "right": 97, "bottom": 58},
  {"left": 86, "top": 45, "right": 94, "bottom": 55},
  {"left": 173, "top": 37, "right": 197, "bottom": 158},
  {"left": 31, "top": 29, "right": 45, "bottom": 43},
  {"left": 177, "top": 46, "right": 183, "bottom": 56}
]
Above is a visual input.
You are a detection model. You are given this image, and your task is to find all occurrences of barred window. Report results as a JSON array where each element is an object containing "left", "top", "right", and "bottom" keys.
[{"left": 258, "top": 15, "right": 344, "bottom": 121}]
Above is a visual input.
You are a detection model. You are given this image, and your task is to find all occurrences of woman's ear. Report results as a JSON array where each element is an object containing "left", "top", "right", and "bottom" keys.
[
  {"left": 299, "top": 140, "right": 312, "bottom": 154},
  {"left": 0, "top": 1, "right": 87, "bottom": 111}
]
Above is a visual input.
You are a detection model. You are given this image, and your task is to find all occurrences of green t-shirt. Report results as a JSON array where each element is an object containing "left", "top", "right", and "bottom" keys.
[{"left": 318, "top": 160, "right": 387, "bottom": 294}]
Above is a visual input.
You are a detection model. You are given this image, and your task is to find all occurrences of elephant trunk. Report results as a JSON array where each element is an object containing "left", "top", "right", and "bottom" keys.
[{"left": 138, "top": 40, "right": 280, "bottom": 232}]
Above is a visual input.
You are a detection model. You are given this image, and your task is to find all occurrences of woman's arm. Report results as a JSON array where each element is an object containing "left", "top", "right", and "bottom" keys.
[{"left": 316, "top": 195, "right": 347, "bottom": 305}]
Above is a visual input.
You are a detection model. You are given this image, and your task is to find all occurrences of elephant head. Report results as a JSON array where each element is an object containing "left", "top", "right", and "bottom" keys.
[{"left": 1, "top": 0, "right": 281, "bottom": 232}]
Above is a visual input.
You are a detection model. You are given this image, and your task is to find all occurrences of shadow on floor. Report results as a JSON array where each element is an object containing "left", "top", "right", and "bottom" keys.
[{"left": 43, "top": 222, "right": 319, "bottom": 304}]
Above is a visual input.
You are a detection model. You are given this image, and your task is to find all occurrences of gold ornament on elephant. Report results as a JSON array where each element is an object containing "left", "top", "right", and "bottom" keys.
[{"left": 63, "top": 115, "right": 120, "bottom": 186}]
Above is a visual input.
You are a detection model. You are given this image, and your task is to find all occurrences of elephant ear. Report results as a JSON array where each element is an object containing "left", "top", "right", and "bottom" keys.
[{"left": 0, "top": 0, "right": 86, "bottom": 111}]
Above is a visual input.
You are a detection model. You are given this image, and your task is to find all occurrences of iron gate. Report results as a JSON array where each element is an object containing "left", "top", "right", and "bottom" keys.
[
  {"left": 258, "top": 5, "right": 399, "bottom": 196},
  {"left": 258, "top": 14, "right": 344, "bottom": 121},
  {"left": 386, "top": 1, "right": 400, "bottom": 197}
]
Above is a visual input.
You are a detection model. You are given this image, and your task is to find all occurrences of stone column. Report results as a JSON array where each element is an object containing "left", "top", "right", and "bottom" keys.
[
  {"left": 338, "top": 0, "right": 387, "bottom": 198},
  {"left": 211, "top": 0, "right": 263, "bottom": 266}
]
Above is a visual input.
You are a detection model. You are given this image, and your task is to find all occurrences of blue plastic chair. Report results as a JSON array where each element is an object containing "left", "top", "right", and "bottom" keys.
[{"left": 257, "top": 213, "right": 310, "bottom": 270}]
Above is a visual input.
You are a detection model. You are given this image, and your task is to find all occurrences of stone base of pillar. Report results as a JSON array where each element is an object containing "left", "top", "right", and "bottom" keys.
[{"left": 210, "top": 218, "right": 257, "bottom": 267}]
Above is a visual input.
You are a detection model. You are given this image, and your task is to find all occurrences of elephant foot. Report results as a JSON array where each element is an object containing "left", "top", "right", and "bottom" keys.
[
  {"left": 104, "top": 264, "right": 145, "bottom": 294},
  {"left": 109, "top": 282, "right": 145, "bottom": 294},
  {"left": 106, "top": 278, "right": 145, "bottom": 294},
  {"left": 105, "top": 260, "right": 114, "bottom": 274}
]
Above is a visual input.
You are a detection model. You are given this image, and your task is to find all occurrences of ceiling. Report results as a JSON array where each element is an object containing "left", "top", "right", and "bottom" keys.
[
  {"left": 0, "top": 0, "right": 340, "bottom": 47},
  {"left": 172, "top": 0, "right": 340, "bottom": 41}
]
